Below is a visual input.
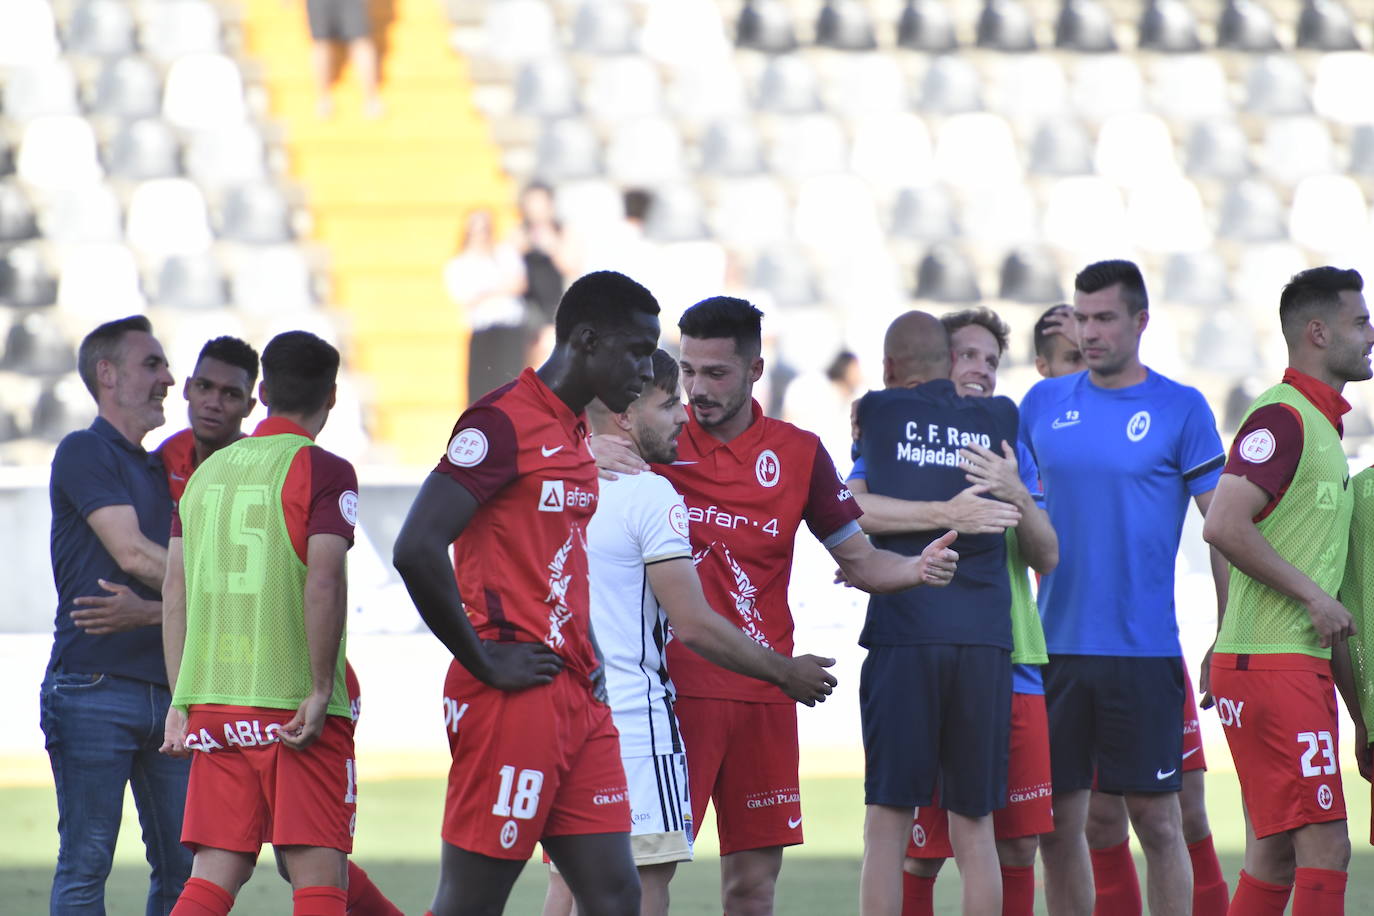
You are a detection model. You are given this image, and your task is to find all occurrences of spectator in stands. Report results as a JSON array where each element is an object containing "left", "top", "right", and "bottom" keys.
[
  {"left": 516, "top": 182, "right": 580, "bottom": 367},
  {"left": 303, "top": 0, "right": 383, "bottom": 118},
  {"left": 444, "top": 208, "right": 530, "bottom": 405},
  {"left": 583, "top": 189, "right": 656, "bottom": 285}
]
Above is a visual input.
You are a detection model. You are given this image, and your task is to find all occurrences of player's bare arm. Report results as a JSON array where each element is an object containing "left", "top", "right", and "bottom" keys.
[
  {"left": 647, "top": 557, "right": 837, "bottom": 706},
  {"left": 1193, "top": 488, "right": 1231, "bottom": 705},
  {"left": 1330, "top": 640, "right": 1371, "bottom": 781},
  {"left": 280, "top": 532, "right": 349, "bottom": 751},
  {"left": 960, "top": 441, "right": 1058, "bottom": 574},
  {"left": 393, "top": 472, "right": 565, "bottom": 690},
  {"left": 849, "top": 477, "right": 1021, "bottom": 536},
  {"left": 159, "top": 537, "right": 189, "bottom": 757},
  {"left": 86, "top": 503, "right": 169, "bottom": 595},
  {"left": 830, "top": 528, "right": 958, "bottom": 593},
  {"left": 1202, "top": 472, "right": 1354, "bottom": 647}
]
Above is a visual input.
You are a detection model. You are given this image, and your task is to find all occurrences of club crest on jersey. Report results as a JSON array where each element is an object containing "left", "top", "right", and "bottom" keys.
[
  {"left": 1317, "top": 784, "right": 1334, "bottom": 811},
  {"left": 1126, "top": 410, "right": 1151, "bottom": 442},
  {"left": 499, "top": 819, "right": 519, "bottom": 849},
  {"left": 756, "top": 449, "right": 781, "bottom": 487},
  {"left": 447, "top": 428, "right": 488, "bottom": 467}
]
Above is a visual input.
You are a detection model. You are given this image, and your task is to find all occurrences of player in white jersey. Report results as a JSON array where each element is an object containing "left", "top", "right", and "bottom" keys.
[{"left": 541, "top": 350, "right": 838, "bottom": 916}]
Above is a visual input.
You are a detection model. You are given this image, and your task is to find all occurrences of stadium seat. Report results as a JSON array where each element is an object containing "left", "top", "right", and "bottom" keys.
[
  {"left": 736, "top": 0, "right": 797, "bottom": 53},
  {"left": 1043, "top": 176, "right": 1129, "bottom": 254},
  {"left": 155, "top": 252, "right": 228, "bottom": 309},
  {"left": 851, "top": 114, "right": 934, "bottom": 189},
  {"left": 829, "top": 54, "right": 906, "bottom": 115},
  {"left": 1296, "top": 0, "right": 1360, "bottom": 51},
  {"left": 1243, "top": 57, "right": 1311, "bottom": 115},
  {"left": 975, "top": 0, "right": 1037, "bottom": 52},
  {"left": 1138, "top": 0, "right": 1201, "bottom": 52},
  {"left": 89, "top": 56, "right": 164, "bottom": 120},
  {"left": 1193, "top": 310, "right": 1262, "bottom": 375},
  {"left": 999, "top": 246, "right": 1064, "bottom": 303},
  {"left": 991, "top": 56, "right": 1069, "bottom": 125},
  {"left": 1094, "top": 113, "right": 1178, "bottom": 188},
  {"left": 918, "top": 56, "right": 983, "bottom": 113},
  {"left": 0, "top": 0, "right": 60, "bottom": 68},
  {"left": 914, "top": 244, "right": 980, "bottom": 302},
  {"left": 1126, "top": 178, "right": 1211, "bottom": 252},
  {"left": 1054, "top": 0, "right": 1117, "bottom": 52},
  {"left": 184, "top": 124, "right": 268, "bottom": 190},
  {"left": 32, "top": 375, "right": 96, "bottom": 441},
  {"left": 794, "top": 174, "right": 881, "bottom": 251},
  {"left": 1312, "top": 53, "right": 1374, "bottom": 124},
  {"left": 1260, "top": 117, "right": 1335, "bottom": 184},
  {"left": 551, "top": 179, "right": 623, "bottom": 231},
  {"left": 1217, "top": 179, "right": 1287, "bottom": 242},
  {"left": 815, "top": 0, "right": 877, "bottom": 51},
  {"left": 513, "top": 58, "right": 580, "bottom": 118},
  {"left": 1029, "top": 117, "right": 1093, "bottom": 176},
  {"left": 934, "top": 113, "right": 1021, "bottom": 188},
  {"left": 1350, "top": 125, "right": 1374, "bottom": 176},
  {"left": 643, "top": 183, "right": 708, "bottom": 242},
  {"left": 896, "top": 0, "right": 958, "bottom": 52},
  {"left": 56, "top": 244, "right": 145, "bottom": 318},
  {"left": 700, "top": 118, "right": 766, "bottom": 176},
  {"left": 534, "top": 118, "right": 602, "bottom": 180},
  {"left": 3, "top": 62, "right": 80, "bottom": 123},
  {"left": 1288, "top": 175, "right": 1370, "bottom": 253},
  {"left": 890, "top": 184, "right": 959, "bottom": 240},
  {"left": 230, "top": 246, "right": 314, "bottom": 314},
  {"left": 105, "top": 119, "right": 181, "bottom": 181},
  {"left": 756, "top": 56, "right": 822, "bottom": 114},
  {"left": 1162, "top": 251, "right": 1231, "bottom": 306},
  {"left": 2, "top": 312, "right": 76, "bottom": 376},
  {"left": 767, "top": 114, "right": 848, "bottom": 179},
  {"left": 963, "top": 184, "right": 1038, "bottom": 245},
  {"left": 605, "top": 118, "right": 686, "bottom": 185},
  {"left": 218, "top": 182, "right": 293, "bottom": 245},
  {"left": 1184, "top": 121, "right": 1251, "bottom": 179},
  {"left": 480, "top": 0, "right": 557, "bottom": 61},
  {"left": 751, "top": 246, "right": 819, "bottom": 306},
  {"left": 709, "top": 176, "right": 791, "bottom": 248},
  {"left": 1071, "top": 56, "right": 1145, "bottom": 120},
  {"left": 66, "top": 0, "right": 137, "bottom": 58},
  {"left": 40, "top": 184, "right": 123, "bottom": 245},
  {"left": 163, "top": 54, "right": 247, "bottom": 130},
  {"left": 17, "top": 116, "right": 104, "bottom": 191},
  {"left": 1216, "top": 0, "right": 1281, "bottom": 51},
  {"left": 0, "top": 139, "right": 12, "bottom": 178},
  {"left": 1233, "top": 243, "right": 1309, "bottom": 314},
  {"left": 1151, "top": 57, "right": 1230, "bottom": 122},
  {"left": 126, "top": 178, "right": 213, "bottom": 256},
  {"left": 141, "top": 0, "right": 223, "bottom": 64},
  {"left": 640, "top": 0, "right": 731, "bottom": 67},
  {"left": 584, "top": 57, "right": 663, "bottom": 121},
  {"left": 0, "top": 182, "right": 39, "bottom": 243},
  {"left": 0, "top": 244, "right": 57, "bottom": 309},
  {"left": 572, "top": 0, "right": 637, "bottom": 54},
  {"left": 668, "top": 64, "right": 748, "bottom": 125}
]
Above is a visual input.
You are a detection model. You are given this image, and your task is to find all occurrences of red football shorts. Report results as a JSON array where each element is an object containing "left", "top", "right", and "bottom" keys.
[
  {"left": 441, "top": 661, "right": 630, "bottom": 860},
  {"left": 674, "top": 695, "right": 801, "bottom": 856},
  {"left": 907, "top": 691, "right": 1054, "bottom": 858},
  {"left": 1211, "top": 653, "right": 1346, "bottom": 839},
  {"left": 181, "top": 705, "right": 357, "bottom": 854},
  {"left": 1181, "top": 663, "right": 1206, "bottom": 772}
]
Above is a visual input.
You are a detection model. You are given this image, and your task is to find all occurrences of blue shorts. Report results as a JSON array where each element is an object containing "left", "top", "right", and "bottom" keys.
[
  {"left": 860, "top": 644, "right": 1011, "bottom": 817},
  {"left": 1043, "top": 654, "right": 1184, "bottom": 794}
]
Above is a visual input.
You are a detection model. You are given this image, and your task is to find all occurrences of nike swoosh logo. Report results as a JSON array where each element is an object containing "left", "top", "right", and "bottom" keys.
[
  {"left": 1181, "top": 747, "right": 1200, "bottom": 760},
  {"left": 1051, "top": 418, "right": 1080, "bottom": 429},
  {"left": 541, "top": 445, "right": 563, "bottom": 457},
  {"left": 787, "top": 815, "right": 803, "bottom": 829},
  {"left": 1156, "top": 768, "right": 1177, "bottom": 780},
  {"left": 671, "top": 460, "right": 698, "bottom": 465},
  {"left": 169, "top": 473, "right": 185, "bottom": 481}
]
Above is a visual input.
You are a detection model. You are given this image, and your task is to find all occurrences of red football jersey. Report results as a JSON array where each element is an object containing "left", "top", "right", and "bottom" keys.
[
  {"left": 435, "top": 369, "right": 600, "bottom": 683},
  {"left": 156, "top": 427, "right": 196, "bottom": 503},
  {"left": 659, "top": 401, "right": 862, "bottom": 703}
]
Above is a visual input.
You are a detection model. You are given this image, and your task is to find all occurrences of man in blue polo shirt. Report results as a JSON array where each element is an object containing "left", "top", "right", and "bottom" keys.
[
  {"left": 1019, "top": 261, "right": 1226, "bottom": 916},
  {"left": 42, "top": 314, "right": 190, "bottom": 914}
]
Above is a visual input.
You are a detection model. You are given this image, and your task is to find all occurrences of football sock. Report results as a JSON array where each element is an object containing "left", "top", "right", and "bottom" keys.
[
  {"left": 1090, "top": 840, "right": 1142, "bottom": 916},
  {"left": 346, "top": 862, "right": 404, "bottom": 916},
  {"left": 170, "top": 877, "right": 234, "bottom": 916},
  {"left": 1000, "top": 864, "right": 1035, "bottom": 916},
  {"left": 901, "top": 871, "right": 936, "bottom": 916},
  {"left": 1229, "top": 870, "right": 1292, "bottom": 916},
  {"left": 1293, "top": 867, "right": 1346, "bottom": 916},
  {"left": 293, "top": 886, "right": 347, "bottom": 916},
  {"left": 1188, "top": 835, "right": 1230, "bottom": 916}
]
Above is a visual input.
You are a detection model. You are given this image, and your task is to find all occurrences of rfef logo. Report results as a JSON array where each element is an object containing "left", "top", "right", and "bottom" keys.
[{"left": 447, "top": 428, "right": 488, "bottom": 467}]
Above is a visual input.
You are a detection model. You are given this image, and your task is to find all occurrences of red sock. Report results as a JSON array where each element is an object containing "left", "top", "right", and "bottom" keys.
[
  {"left": 294, "top": 886, "right": 347, "bottom": 916},
  {"left": 1230, "top": 870, "right": 1292, "bottom": 916},
  {"left": 171, "top": 877, "right": 235, "bottom": 916},
  {"left": 1188, "top": 835, "right": 1230, "bottom": 916},
  {"left": 1000, "top": 864, "right": 1035, "bottom": 916},
  {"left": 346, "top": 862, "right": 404, "bottom": 916},
  {"left": 1090, "top": 840, "right": 1142, "bottom": 916},
  {"left": 1293, "top": 867, "right": 1347, "bottom": 916},
  {"left": 901, "top": 871, "right": 937, "bottom": 916}
]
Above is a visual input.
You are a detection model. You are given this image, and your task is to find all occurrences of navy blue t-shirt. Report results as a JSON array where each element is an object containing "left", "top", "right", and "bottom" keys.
[
  {"left": 856, "top": 380, "right": 1019, "bottom": 649},
  {"left": 48, "top": 417, "right": 173, "bottom": 684}
]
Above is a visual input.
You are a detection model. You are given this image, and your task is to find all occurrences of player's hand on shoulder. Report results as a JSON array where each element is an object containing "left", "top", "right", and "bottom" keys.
[
  {"left": 960, "top": 442, "right": 1024, "bottom": 505},
  {"left": 782, "top": 654, "right": 837, "bottom": 707},
  {"left": 1305, "top": 594, "right": 1355, "bottom": 648},
  {"left": 280, "top": 692, "right": 330, "bottom": 751},
  {"left": 159, "top": 706, "right": 190, "bottom": 758},
  {"left": 916, "top": 530, "right": 959, "bottom": 587},
  {"left": 947, "top": 484, "right": 1020, "bottom": 535},
  {"left": 588, "top": 434, "right": 647, "bottom": 481},
  {"left": 71, "top": 579, "right": 159, "bottom": 634},
  {"left": 480, "top": 639, "right": 565, "bottom": 691}
]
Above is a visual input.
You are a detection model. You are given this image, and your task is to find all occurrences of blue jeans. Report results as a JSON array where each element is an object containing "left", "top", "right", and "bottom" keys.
[{"left": 39, "top": 670, "right": 192, "bottom": 915}]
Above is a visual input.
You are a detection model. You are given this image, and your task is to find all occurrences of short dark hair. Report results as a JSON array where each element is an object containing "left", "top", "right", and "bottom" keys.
[
  {"left": 196, "top": 336, "right": 259, "bottom": 387},
  {"left": 678, "top": 296, "right": 763, "bottom": 361},
  {"left": 1279, "top": 266, "right": 1364, "bottom": 338},
  {"left": 553, "top": 270, "right": 661, "bottom": 343},
  {"left": 260, "top": 331, "right": 339, "bottom": 415},
  {"left": 77, "top": 314, "right": 152, "bottom": 398},
  {"left": 1033, "top": 304, "right": 1073, "bottom": 357},
  {"left": 624, "top": 189, "right": 652, "bottom": 222},
  {"left": 1075, "top": 259, "right": 1148, "bottom": 314},
  {"left": 941, "top": 308, "right": 1010, "bottom": 355},
  {"left": 650, "top": 348, "right": 679, "bottom": 396}
]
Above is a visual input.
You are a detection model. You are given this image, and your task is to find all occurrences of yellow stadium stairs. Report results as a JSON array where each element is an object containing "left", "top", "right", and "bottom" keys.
[{"left": 236, "top": 0, "right": 517, "bottom": 465}]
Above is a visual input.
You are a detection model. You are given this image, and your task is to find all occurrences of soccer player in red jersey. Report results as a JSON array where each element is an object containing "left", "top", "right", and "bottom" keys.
[{"left": 392, "top": 271, "right": 666, "bottom": 916}]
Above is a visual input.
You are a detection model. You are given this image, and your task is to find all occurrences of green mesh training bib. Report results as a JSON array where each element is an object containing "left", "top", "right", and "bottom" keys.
[
  {"left": 1007, "top": 529, "right": 1048, "bottom": 666},
  {"left": 1216, "top": 384, "right": 1352, "bottom": 659},
  {"left": 1339, "top": 466, "right": 1374, "bottom": 731},
  {"left": 173, "top": 433, "right": 349, "bottom": 715}
]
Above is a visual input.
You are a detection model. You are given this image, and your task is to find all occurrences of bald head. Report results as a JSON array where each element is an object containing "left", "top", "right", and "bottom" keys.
[{"left": 883, "top": 311, "right": 951, "bottom": 387}]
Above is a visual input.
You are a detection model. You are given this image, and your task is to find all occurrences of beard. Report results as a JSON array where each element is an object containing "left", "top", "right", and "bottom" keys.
[
  {"left": 691, "top": 386, "right": 750, "bottom": 430},
  {"left": 637, "top": 423, "right": 682, "bottom": 464}
]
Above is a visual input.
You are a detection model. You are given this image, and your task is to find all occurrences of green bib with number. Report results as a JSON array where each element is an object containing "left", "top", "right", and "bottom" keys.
[{"left": 174, "top": 433, "right": 349, "bottom": 716}]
